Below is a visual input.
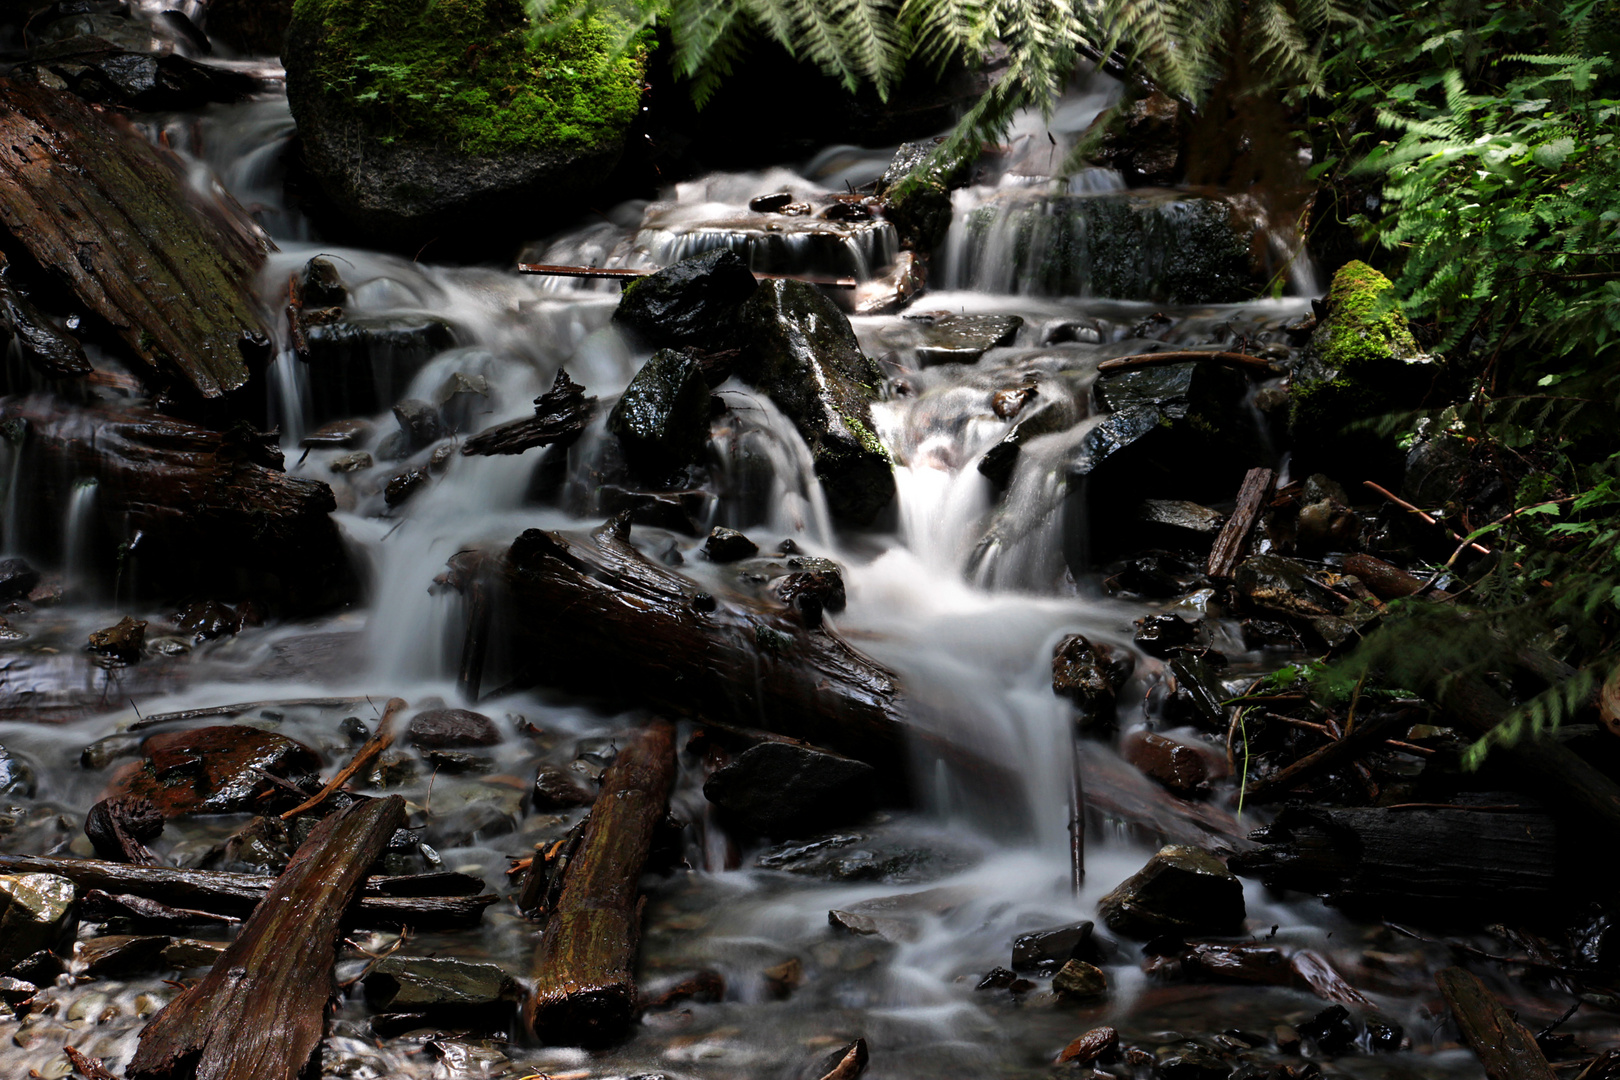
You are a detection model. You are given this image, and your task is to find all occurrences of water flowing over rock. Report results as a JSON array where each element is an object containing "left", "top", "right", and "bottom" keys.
[
  {"left": 607, "top": 348, "right": 714, "bottom": 479},
  {"left": 702, "top": 738, "right": 877, "bottom": 836}
]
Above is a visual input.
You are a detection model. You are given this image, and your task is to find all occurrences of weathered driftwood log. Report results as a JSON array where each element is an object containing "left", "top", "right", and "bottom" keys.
[
  {"left": 1435, "top": 967, "right": 1557, "bottom": 1080},
  {"left": 461, "top": 368, "right": 596, "bottom": 457},
  {"left": 1230, "top": 803, "right": 1558, "bottom": 915},
  {"left": 0, "top": 398, "right": 354, "bottom": 612},
  {"left": 0, "top": 80, "right": 271, "bottom": 400},
  {"left": 527, "top": 719, "right": 675, "bottom": 1046},
  {"left": 84, "top": 796, "right": 163, "bottom": 864},
  {"left": 1207, "top": 467, "right": 1275, "bottom": 580},
  {"left": 0, "top": 853, "right": 494, "bottom": 928},
  {"left": 128, "top": 796, "right": 405, "bottom": 1080},
  {"left": 496, "top": 517, "right": 908, "bottom": 773}
]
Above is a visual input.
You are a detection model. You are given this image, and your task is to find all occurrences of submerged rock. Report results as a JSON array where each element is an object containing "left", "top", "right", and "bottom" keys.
[
  {"left": 0, "top": 874, "right": 78, "bottom": 968},
  {"left": 1051, "top": 959, "right": 1108, "bottom": 1002},
  {"left": 612, "top": 249, "right": 759, "bottom": 351},
  {"left": 1051, "top": 634, "right": 1132, "bottom": 729},
  {"left": 704, "top": 527, "right": 759, "bottom": 563},
  {"left": 1011, "top": 920, "right": 1098, "bottom": 975},
  {"left": 300, "top": 312, "right": 457, "bottom": 422},
  {"left": 87, "top": 616, "right": 146, "bottom": 662},
  {"left": 1097, "top": 845, "right": 1246, "bottom": 938},
  {"left": 363, "top": 955, "right": 521, "bottom": 1013},
  {"left": 910, "top": 312, "right": 1022, "bottom": 367},
  {"left": 736, "top": 279, "right": 894, "bottom": 524},
  {"left": 607, "top": 348, "right": 714, "bottom": 478},
  {"left": 703, "top": 739, "right": 876, "bottom": 836}
]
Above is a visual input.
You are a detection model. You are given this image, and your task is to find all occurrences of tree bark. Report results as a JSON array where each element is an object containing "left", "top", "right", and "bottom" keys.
[
  {"left": 461, "top": 368, "right": 596, "bottom": 457},
  {"left": 1435, "top": 966, "right": 1557, "bottom": 1080},
  {"left": 526, "top": 719, "right": 676, "bottom": 1046},
  {"left": 0, "top": 79, "right": 271, "bottom": 400},
  {"left": 1207, "top": 467, "right": 1275, "bottom": 579},
  {"left": 127, "top": 796, "right": 406, "bottom": 1080}
]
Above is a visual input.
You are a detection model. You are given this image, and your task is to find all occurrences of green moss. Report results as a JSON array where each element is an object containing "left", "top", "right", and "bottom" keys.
[
  {"left": 841, "top": 413, "right": 890, "bottom": 463},
  {"left": 1318, "top": 260, "right": 1419, "bottom": 370},
  {"left": 290, "top": 0, "right": 648, "bottom": 156}
]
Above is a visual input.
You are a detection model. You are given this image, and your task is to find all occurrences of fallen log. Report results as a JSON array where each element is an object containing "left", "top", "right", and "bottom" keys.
[
  {"left": 495, "top": 516, "right": 908, "bottom": 773},
  {"left": 1097, "top": 351, "right": 1283, "bottom": 377},
  {"left": 0, "top": 853, "right": 494, "bottom": 928},
  {"left": 128, "top": 795, "right": 405, "bottom": 1080},
  {"left": 527, "top": 719, "right": 675, "bottom": 1046},
  {"left": 461, "top": 368, "right": 597, "bottom": 457},
  {"left": 0, "top": 80, "right": 271, "bottom": 400},
  {"left": 1207, "top": 467, "right": 1275, "bottom": 580},
  {"left": 1435, "top": 966, "right": 1557, "bottom": 1080},
  {"left": 1230, "top": 802, "right": 1559, "bottom": 915},
  {"left": 129, "top": 696, "right": 379, "bottom": 732},
  {"left": 0, "top": 397, "right": 354, "bottom": 613},
  {"left": 1341, "top": 554, "right": 1448, "bottom": 601}
]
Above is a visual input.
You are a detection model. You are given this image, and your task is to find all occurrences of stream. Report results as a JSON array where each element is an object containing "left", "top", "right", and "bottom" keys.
[{"left": 0, "top": 30, "right": 1599, "bottom": 1080}]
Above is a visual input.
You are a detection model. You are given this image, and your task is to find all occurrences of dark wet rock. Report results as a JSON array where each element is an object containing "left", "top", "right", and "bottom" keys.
[
  {"left": 531, "top": 765, "right": 594, "bottom": 810},
  {"left": 749, "top": 191, "right": 796, "bottom": 213},
  {"left": 109, "top": 725, "right": 321, "bottom": 817},
  {"left": 0, "top": 744, "right": 37, "bottom": 798},
  {"left": 608, "top": 348, "right": 713, "bottom": 478},
  {"left": 910, "top": 312, "right": 1022, "bottom": 367},
  {"left": 84, "top": 795, "right": 163, "bottom": 861},
  {"left": 704, "top": 527, "right": 759, "bottom": 563},
  {"left": 820, "top": 198, "right": 876, "bottom": 222},
  {"left": 1365, "top": 1015, "right": 1405, "bottom": 1052},
  {"left": 851, "top": 249, "right": 926, "bottom": 316},
  {"left": 1133, "top": 500, "right": 1225, "bottom": 551},
  {"left": 407, "top": 708, "right": 500, "bottom": 749},
  {"left": 174, "top": 600, "right": 238, "bottom": 642},
  {"left": 301, "top": 313, "right": 457, "bottom": 422},
  {"left": 978, "top": 395, "right": 1081, "bottom": 488},
  {"left": 0, "top": 975, "right": 37, "bottom": 1012},
  {"left": 435, "top": 371, "right": 491, "bottom": 433},
  {"left": 0, "top": 873, "right": 78, "bottom": 968},
  {"left": 762, "top": 957, "right": 804, "bottom": 998},
  {"left": 77, "top": 934, "right": 170, "bottom": 977},
  {"left": 1157, "top": 1047, "right": 1232, "bottom": 1080},
  {"left": 1241, "top": 619, "right": 1298, "bottom": 651},
  {"left": 1114, "top": 553, "right": 1194, "bottom": 598},
  {"left": 773, "top": 569, "right": 846, "bottom": 625},
  {"left": 0, "top": 264, "right": 89, "bottom": 381},
  {"left": 1011, "top": 920, "right": 1098, "bottom": 975},
  {"left": 363, "top": 955, "right": 521, "bottom": 1013},
  {"left": 1052, "top": 634, "right": 1131, "bottom": 728},
  {"left": 1082, "top": 89, "right": 1188, "bottom": 186},
  {"left": 393, "top": 398, "right": 444, "bottom": 452},
  {"left": 1052, "top": 959, "right": 1108, "bottom": 1002},
  {"left": 736, "top": 279, "right": 894, "bottom": 524},
  {"left": 428, "top": 442, "right": 456, "bottom": 473},
  {"left": 1098, "top": 845, "right": 1245, "bottom": 938},
  {"left": 1300, "top": 1004, "right": 1357, "bottom": 1053},
  {"left": 612, "top": 249, "right": 759, "bottom": 351},
  {"left": 7, "top": 950, "right": 62, "bottom": 986},
  {"left": 87, "top": 616, "right": 145, "bottom": 661},
  {"left": 573, "top": 737, "right": 621, "bottom": 765},
  {"left": 976, "top": 966, "right": 1018, "bottom": 990},
  {"left": 756, "top": 831, "right": 976, "bottom": 884},
  {"left": 1133, "top": 613, "right": 1197, "bottom": 657},
  {"left": 300, "top": 418, "right": 372, "bottom": 449},
  {"left": 299, "top": 256, "right": 346, "bottom": 307},
  {"left": 199, "top": 815, "right": 292, "bottom": 876},
  {"left": 992, "top": 385, "right": 1038, "bottom": 420},
  {"left": 1234, "top": 555, "right": 1345, "bottom": 619},
  {"left": 1122, "top": 731, "right": 1224, "bottom": 798},
  {"left": 162, "top": 939, "right": 226, "bottom": 969},
  {"left": 875, "top": 139, "right": 973, "bottom": 251},
  {"left": 1165, "top": 655, "right": 1230, "bottom": 732},
  {"left": 384, "top": 466, "right": 430, "bottom": 508},
  {"left": 330, "top": 451, "right": 373, "bottom": 474},
  {"left": 1043, "top": 317, "right": 1107, "bottom": 345},
  {"left": 80, "top": 733, "right": 143, "bottom": 771},
  {"left": 13, "top": 41, "right": 263, "bottom": 111},
  {"left": 704, "top": 739, "right": 876, "bottom": 836},
  {"left": 1059, "top": 1026, "right": 1120, "bottom": 1065}
]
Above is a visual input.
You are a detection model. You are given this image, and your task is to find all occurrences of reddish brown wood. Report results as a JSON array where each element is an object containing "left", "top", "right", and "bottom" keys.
[
  {"left": 461, "top": 368, "right": 596, "bottom": 457},
  {"left": 128, "top": 796, "right": 406, "bottom": 1080},
  {"left": 279, "top": 697, "right": 405, "bottom": 820},
  {"left": 1207, "top": 467, "right": 1276, "bottom": 579},
  {"left": 526, "top": 719, "right": 676, "bottom": 1046},
  {"left": 1435, "top": 967, "right": 1557, "bottom": 1080},
  {"left": 1097, "top": 351, "right": 1282, "bottom": 376}
]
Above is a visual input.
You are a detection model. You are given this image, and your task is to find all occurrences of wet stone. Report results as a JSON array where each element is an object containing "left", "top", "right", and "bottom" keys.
[
  {"left": 1122, "top": 731, "right": 1223, "bottom": 798},
  {"left": 1135, "top": 499, "right": 1224, "bottom": 542},
  {"left": 301, "top": 313, "right": 457, "bottom": 422},
  {"left": 1300, "top": 1004, "right": 1356, "bottom": 1053},
  {"left": 393, "top": 398, "right": 443, "bottom": 452},
  {"left": 1059, "top": 1026, "right": 1119, "bottom": 1065},
  {"left": 531, "top": 764, "right": 594, "bottom": 810},
  {"left": 1011, "top": 920, "right": 1097, "bottom": 975},
  {"left": 755, "top": 831, "right": 976, "bottom": 884},
  {"left": 87, "top": 615, "right": 145, "bottom": 661},
  {"left": 0, "top": 873, "right": 78, "bottom": 968},
  {"left": 363, "top": 955, "right": 521, "bottom": 1014},
  {"left": 299, "top": 256, "right": 347, "bottom": 306},
  {"left": 110, "top": 724, "right": 321, "bottom": 817},
  {"left": 8, "top": 949, "right": 64, "bottom": 986},
  {"left": 705, "top": 526, "right": 759, "bottom": 563},
  {"left": 1051, "top": 959, "right": 1108, "bottom": 1002},
  {"left": 1134, "top": 613, "right": 1198, "bottom": 657},
  {"left": 1115, "top": 554, "right": 1193, "bottom": 598},
  {"left": 407, "top": 708, "right": 500, "bottom": 749},
  {"left": 174, "top": 600, "right": 237, "bottom": 642},
  {"left": 0, "top": 558, "right": 41, "bottom": 602},
  {"left": 161, "top": 939, "right": 225, "bottom": 968},
  {"left": 1052, "top": 634, "right": 1131, "bottom": 727},
  {"left": 608, "top": 348, "right": 714, "bottom": 479},
  {"left": 80, "top": 733, "right": 142, "bottom": 770},
  {"left": 199, "top": 815, "right": 291, "bottom": 875},
  {"left": 1157, "top": 1047, "right": 1232, "bottom": 1080},
  {"left": 1097, "top": 845, "right": 1246, "bottom": 938},
  {"left": 76, "top": 934, "right": 169, "bottom": 976},
  {"left": 613, "top": 249, "right": 759, "bottom": 351},
  {"left": 0, "top": 743, "right": 37, "bottom": 798},
  {"left": 329, "top": 451, "right": 372, "bottom": 473},
  {"left": 300, "top": 418, "right": 372, "bottom": 450},
  {"left": 911, "top": 312, "right": 1023, "bottom": 367},
  {"left": 1166, "top": 655, "right": 1229, "bottom": 731},
  {"left": 703, "top": 739, "right": 876, "bottom": 836},
  {"left": 0, "top": 975, "right": 36, "bottom": 1012},
  {"left": 435, "top": 371, "right": 490, "bottom": 432},
  {"left": 1365, "top": 1015, "right": 1404, "bottom": 1052},
  {"left": 749, "top": 191, "right": 795, "bottom": 212},
  {"left": 384, "top": 465, "right": 429, "bottom": 507}
]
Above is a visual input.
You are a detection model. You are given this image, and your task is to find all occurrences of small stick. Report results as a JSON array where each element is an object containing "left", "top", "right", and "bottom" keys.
[
  {"left": 1363, "top": 481, "right": 1493, "bottom": 557},
  {"left": 517, "top": 262, "right": 858, "bottom": 289},
  {"left": 130, "top": 696, "right": 378, "bottom": 731},
  {"left": 280, "top": 698, "right": 406, "bottom": 820},
  {"left": 1097, "top": 350, "right": 1284, "bottom": 376}
]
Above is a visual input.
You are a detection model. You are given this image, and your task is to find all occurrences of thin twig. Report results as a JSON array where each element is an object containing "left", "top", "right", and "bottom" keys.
[{"left": 280, "top": 698, "right": 406, "bottom": 820}]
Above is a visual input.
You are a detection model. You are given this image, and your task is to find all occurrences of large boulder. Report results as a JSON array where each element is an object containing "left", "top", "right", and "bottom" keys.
[
  {"left": 1097, "top": 844, "right": 1245, "bottom": 938},
  {"left": 284, "top": 0, "right": 649, "bottom": 250},
  {"left": 611, "top": 249, "right": 759, "bottom": 351},
  {"left": 607, "top": 348, "right": 714, "bottom": 480},
  {"left": 736, "top": 279, "right": 894, "bottom": 524}
]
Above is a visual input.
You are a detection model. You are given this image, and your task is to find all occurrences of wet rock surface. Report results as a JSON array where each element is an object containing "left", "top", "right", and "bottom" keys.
[
  {"left": 406, "top": 709, "right": 501, "bottom": 749},
  {"left": 1098, "top": 845, "right": 1246, "bottom": 938},
  {"left": 908, "top": 312, "right": 1023, "bottom": 366},
  {"left": 0, "top": 874, "right": 78, "bottom": 968},
  {"left": 612, "top": 249, "right": 759, "bottom": 351},
  {"left": 108, "top": 725, "right": 321, "bottom": 817},
  {"left": 608, "top": 348, "right": 714, "bottom": 479},
  {"left": 703, "top": 739, "right": 876, "bottom": 836}
]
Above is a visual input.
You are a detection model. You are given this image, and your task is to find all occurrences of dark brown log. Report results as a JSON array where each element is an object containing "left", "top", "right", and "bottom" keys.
[
  {"left": 128, "top": 796, "right": 406, "bottom": 1080},
  {"left": 0, "top": 398, "right": 353, "bottom": 612},
  {"left": 1097, "top": 351, "right": 1283, "bottom": 377},
  {"left": 1207, "top": 467, "right": 1275, "bottom": 579},
  {"left": 1341, "top": 554, "right": 1448, "bottom": 601},
  {"left": 1435, "top": 966, "right": 1557, "bottom": 1080},
  {"left": 1241, "top": 711, "right": 1405, "bottom": 803},
  {"left": 496, "top": 517, "right": 908, "bottom": 773},
  {"left": 461, "top": 368, "right": 597, "bottom": 457},
  {"left": 0, "top": 80, "right": 271, "bottom": 400},
  {"left": 526, "top": 719, "right": 676, "bottom": 1046},
  {"left": 279, "top": 697, "right": 404, "bottom": 820},
  {"left": 1230, "top": 803, "right": 1559, "bottom": 915},
  {"left": 0, "top": 250, "right": 90, "bottom": 378},
  {"left": 64, "top": 1046, "right": 118, "bottom": 1080},
  {"left": 0, "top": 853, "right": 494, "bottom": 928},
  {"left": 84, "top": 796, "right": 163, "bottom": 864}
]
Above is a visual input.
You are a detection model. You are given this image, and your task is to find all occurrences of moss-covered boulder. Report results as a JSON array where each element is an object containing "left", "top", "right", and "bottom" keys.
[
  {"left": 736, "top": 280, "right": 894, "bottom": 525},
  {"left": 1290, "top": 261, "right": 1433, "bottom": 475},
  {"left": 284, "top": 0, "right": 647, "bottom": 250}
]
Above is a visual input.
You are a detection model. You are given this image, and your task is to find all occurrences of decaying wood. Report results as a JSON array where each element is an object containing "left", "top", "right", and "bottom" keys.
[
  {"left": 128, "top": 796, "right": 406, "bottom": 1080},
  {"left": 0, "top": 80, "right": 271, "bottom": 400},
  {"left": 280, "top": 697, "right": 405, "bottom": 820},
  {"left": 517, "top": 262, "right": 858, "bottom": 289},
  {"left": 84, "top": 796, "right": 163, "bottom": 864},
  {"left": 0, "top": 250, "right": 90, "bottom": 379},
  {"left": 64, "top": 1045, "right": 118, "bottom": 1080},
  {"left": 1342, "top": 554, "right": 1450, "bottom": 601},
  {"left": 0, "top": 853, "right": 495, "bottom": 928},
  {"left": 0, "top": 398, "right": 353, "bottom": 612},
  {"left": 129, "top": 697, "right": 379, "bottom": 731},
  {"left": 1435, "top": 966, "right": 1557, "bottom": 1080},
  {"left": 1241, "top": 711, "right": 1405, "bottom": 803},
  {"left": 461, "top": 368, "right": 597, "bottom": 457},
  {"left": 526, "top": 719, "right": 675, "bottom": 1046},
  {"left": 1097, "top": 351, "right": 1283, "bottom": 377},
  {"left": 1207, "top": 468, "right": 1275, "bottom": 579},
  {"left": 1230, "top": 803, "right": 1559, "bottom": 915},
  {"left": 495, "top": 516, "right": 909, "bottom": 773}
]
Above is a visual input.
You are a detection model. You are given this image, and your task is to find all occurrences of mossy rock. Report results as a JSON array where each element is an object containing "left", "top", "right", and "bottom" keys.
[
  {"left": 284, "top": 0, "right": 648, "bottom": 250},
  {"left": 1289, "top": 261, "right": 1432, "bottom": 474}
]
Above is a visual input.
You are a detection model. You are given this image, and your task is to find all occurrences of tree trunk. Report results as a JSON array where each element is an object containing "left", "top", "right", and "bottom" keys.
[
  {"left": 1435, "top": 966, "right": 1557, "bottom": 1080},
  {"left": 526, "top": 719, "right": 675, "bottom": 1046},
  {"left": 127, "top": 795, "right": 406, "bottom": 1080}
]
